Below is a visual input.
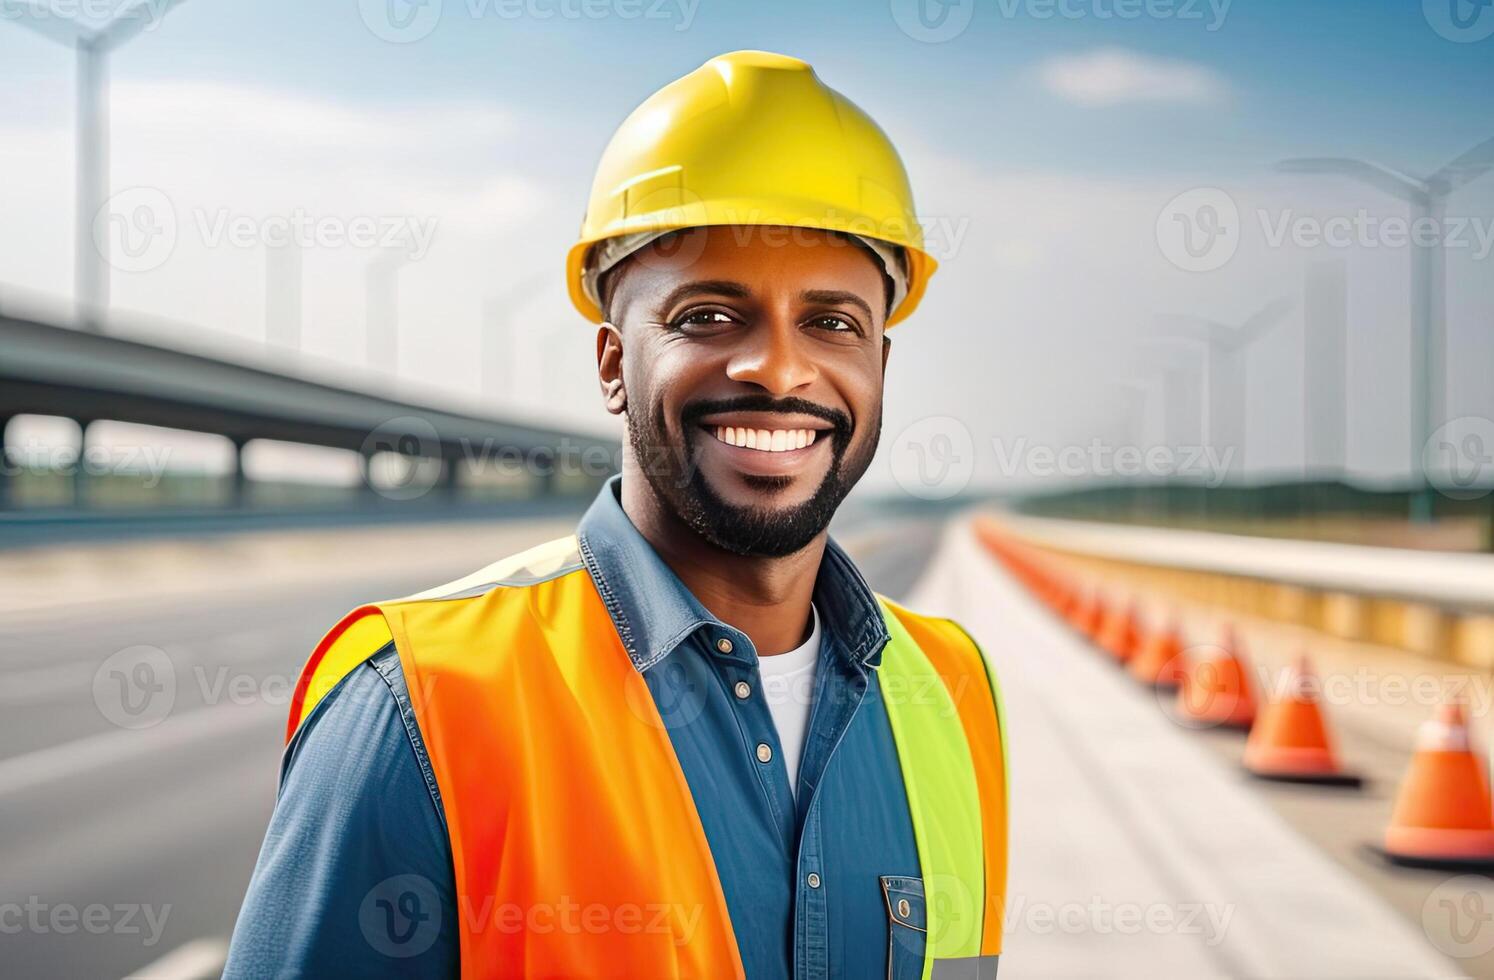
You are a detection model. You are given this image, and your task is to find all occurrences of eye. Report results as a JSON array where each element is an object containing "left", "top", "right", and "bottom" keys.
[
  {"left": 807, "top": 314, "right": 859, "bottom": 334},
  {"left": 669, "top": 308, "right": 738, "bottom": 331}
]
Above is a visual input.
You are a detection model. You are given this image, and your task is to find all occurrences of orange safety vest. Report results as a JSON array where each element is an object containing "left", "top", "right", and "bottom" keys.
[{"left": 289, "top": 535, "right": 1007, "bottom": 979}]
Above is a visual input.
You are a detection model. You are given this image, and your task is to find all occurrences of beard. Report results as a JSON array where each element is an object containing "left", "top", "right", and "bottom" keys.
[{"left": 627, "top": 392, "right": 880, "bottom": 558}]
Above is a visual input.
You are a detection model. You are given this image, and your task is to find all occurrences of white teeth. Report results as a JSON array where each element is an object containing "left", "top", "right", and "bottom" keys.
[{"left": 711, "top": 426, "right": 822, "bottom": 452}]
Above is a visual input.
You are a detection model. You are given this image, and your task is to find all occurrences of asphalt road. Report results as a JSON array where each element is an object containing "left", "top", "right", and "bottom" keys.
[{"left": 0, "top": 512, "right": 943, "bottom": 980}]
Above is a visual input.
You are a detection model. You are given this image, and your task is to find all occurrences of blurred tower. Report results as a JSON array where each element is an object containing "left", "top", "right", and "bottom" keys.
[
  {"left": 365, "top": 251, "right": 408, "bottom": 375},
  {"left": 1155, "top": 298, "right": 1294, "bottom": 481},
  {"left": 482, "top": 274, "right": 545, "bottom": 401},
  {"left": 1303, "top": 259, "right": 1348, "bottom": 477},
  {"left": 264, "top": 241, "right": 303, "bottom": 352},
  {"left": 1279, "top": 136, "right": 1494, "bottom": 519},
  {"left": 4, "top": 0, "right": 193, "bottom": 330}
]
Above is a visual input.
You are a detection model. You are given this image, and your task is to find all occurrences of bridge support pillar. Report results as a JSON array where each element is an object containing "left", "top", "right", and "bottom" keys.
[
  {"left": 536, "top": 451, "right": 557, "bottom": 498},
  {"left": 441, "top": 456, "right": 461, "bottom": 502},
  {"left": 74, "top": 419, "right": 90, "bottom": 509},
  {"left": 0, "top": 415, "right": 11, "bottom": 510},
  {"left": 231, "top": 438, "right": 249, "bottom": 509}
]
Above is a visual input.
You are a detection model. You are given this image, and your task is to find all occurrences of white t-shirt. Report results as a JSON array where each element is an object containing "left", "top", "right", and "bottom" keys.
[{"left": 757, "top": 604, "right": 821, "bottom": 798}]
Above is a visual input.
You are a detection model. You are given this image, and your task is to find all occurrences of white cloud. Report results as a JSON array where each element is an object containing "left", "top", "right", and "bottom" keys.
[{"left": 1036, "top": 47, "right": 1228, "bottom": 107}]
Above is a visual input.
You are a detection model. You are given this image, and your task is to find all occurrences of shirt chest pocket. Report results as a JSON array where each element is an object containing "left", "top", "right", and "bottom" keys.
[{"left": 881, "top": 875, "right": 926, "bottom": 980}]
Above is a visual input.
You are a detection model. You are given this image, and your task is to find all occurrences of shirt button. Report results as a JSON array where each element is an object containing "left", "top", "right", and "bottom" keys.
[
  {"left": 755, "top": 742, "right": 772, "bottom": 763},
  {"left": 806, "top": 872, "right": 821, "bottom": 889},
  {"left": 716, "top": 637, "right": 734, "bottom": 654},
  {"left": 733, "top": 680, "right": 751, "bottom": 700}
]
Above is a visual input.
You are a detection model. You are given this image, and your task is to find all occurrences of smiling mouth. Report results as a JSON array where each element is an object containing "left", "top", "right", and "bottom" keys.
[{"left": 708, "top": 425, "right": 820, "bottom": 453}]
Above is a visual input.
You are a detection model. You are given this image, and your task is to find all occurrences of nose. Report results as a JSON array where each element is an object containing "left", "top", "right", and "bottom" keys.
[{"left": 724, "top": 318, "right": 819, "bottom": 395}]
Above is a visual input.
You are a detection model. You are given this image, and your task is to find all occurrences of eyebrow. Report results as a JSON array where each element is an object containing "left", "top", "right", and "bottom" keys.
[
  {"left": 799, "top": 289, "right": 875, "bottom": 324},
  {"left": 656, "top": 280, "right": 752, "bottom": 312},
  {"left": 652, "top": 281, "right": 877, "bottom": 325}
]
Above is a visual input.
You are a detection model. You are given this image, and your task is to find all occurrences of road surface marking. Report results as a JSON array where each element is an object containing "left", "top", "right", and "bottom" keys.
[
  {"left": 124, "top": 936, "right": 229, "bottom": 980},
  {"left": 0, "top": 700, "right": 279, "bottom": 798}
]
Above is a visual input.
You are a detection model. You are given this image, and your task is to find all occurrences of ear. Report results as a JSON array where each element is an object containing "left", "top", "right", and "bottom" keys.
[
  {"left": 881, "top": 333, "right": 892, "bottom": 375},
  {"left": 596, "top": 322, "right": 627, "bottom": 415}
]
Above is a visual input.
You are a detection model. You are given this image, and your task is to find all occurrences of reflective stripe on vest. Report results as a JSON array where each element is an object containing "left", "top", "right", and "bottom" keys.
[{"left": 288, "top": 535, "right": 1007, "bottom": 979}]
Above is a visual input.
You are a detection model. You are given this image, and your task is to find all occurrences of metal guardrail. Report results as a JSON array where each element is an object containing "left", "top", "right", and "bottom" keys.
[{"left": 1004, "top": 514, "right": 1494, "bottom": 614}]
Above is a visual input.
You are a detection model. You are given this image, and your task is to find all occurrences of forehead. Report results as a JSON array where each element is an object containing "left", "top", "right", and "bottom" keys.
[{"left": 613, "top": 225, "right": 887, "bottom": 311}]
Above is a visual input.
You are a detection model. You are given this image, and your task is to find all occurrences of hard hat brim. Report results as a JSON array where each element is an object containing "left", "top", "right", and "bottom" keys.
[{"left": 566, "top": 217, "right": 937, "bottom": 329}]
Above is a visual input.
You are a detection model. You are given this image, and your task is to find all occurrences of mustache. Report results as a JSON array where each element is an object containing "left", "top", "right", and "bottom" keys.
[{"left": 680, "top": 395, "right": 853, "bottom": 441}]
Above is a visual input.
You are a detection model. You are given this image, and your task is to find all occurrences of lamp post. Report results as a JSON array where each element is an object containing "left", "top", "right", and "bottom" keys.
[
  {"left": 6, "top": 0, "right": 192, "bottom": 330},
  {"left": 1277, "top": 136, "right": 1494, "bottom": 521}
]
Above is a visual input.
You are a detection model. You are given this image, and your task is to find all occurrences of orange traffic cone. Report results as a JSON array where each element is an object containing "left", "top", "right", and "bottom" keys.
[
  {"left": 1174, "top": 626, "right": 1256, "bottom": 730},
  {"left": 1096, "top": 601, "right": 1141, "bottom": 664},
  {"left": 1382, "top": 699, "right": 1494, "bottom": 868},
  {"left": 1074, "top": 589, "right": 1106, "bottom": 639},
  {"left": 1129, "top": 618, "right": 1186, "bottom": 690},
  {"left": 1243, "top": 656, "right": 1359, "bottom": 786}
]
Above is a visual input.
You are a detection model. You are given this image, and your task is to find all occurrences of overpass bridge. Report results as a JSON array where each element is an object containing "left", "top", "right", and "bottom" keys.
[{"left": 0, "top": 313, "right": 620, "bottom": 518}]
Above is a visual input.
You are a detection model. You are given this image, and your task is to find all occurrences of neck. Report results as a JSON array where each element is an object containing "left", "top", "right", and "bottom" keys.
[{"left": 621, "top": 473, "right": 822, "bottom": 657}]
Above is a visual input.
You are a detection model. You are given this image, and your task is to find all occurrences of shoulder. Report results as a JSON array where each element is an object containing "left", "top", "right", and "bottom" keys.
[
  {"left": 291, "top": 535, "right": 589, "bottom": 731},
  {"left": 879, "top": 595, "right": 985, "bottom": 667},
  {"left": 393, "top": 533, "right": 586, "bottom": 604},
  {"left": 286, "top": 644, "right": 416, "bottom": 787}
]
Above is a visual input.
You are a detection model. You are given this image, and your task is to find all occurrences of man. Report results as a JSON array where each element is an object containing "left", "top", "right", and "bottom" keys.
[{"left": 226, "top": 50, "right": 1006, "bottom": 979}]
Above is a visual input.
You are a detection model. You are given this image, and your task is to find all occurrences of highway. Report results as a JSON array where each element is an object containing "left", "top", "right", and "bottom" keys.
[
  {"left": 0, "top": 508, "right": 943, "bottom": 980},
  {"left": 6, "top": 507, "right": 1490, "bottom": 979}
]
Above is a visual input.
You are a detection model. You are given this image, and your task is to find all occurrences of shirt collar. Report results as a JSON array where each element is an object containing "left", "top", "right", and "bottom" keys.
[{"left": 576, "top": 476, "right": 890, "bottom": 674}]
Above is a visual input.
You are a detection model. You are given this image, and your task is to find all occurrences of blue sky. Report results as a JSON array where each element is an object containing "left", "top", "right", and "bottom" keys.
[
  {"left": 2, "top": 0, "right": 1492, "bottom": 492},
  {"left": 6, "top": 0, "right": 1490, "bottom": 175}
]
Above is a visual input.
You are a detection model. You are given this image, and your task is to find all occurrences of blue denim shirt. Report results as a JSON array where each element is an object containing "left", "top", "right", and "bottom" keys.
[{"left": 225, "top": 477, "right": 927, "bottom": 979}]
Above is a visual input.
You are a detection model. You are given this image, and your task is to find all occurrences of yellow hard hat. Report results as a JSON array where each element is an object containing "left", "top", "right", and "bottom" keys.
[{"left": 566, "top": 50, "right": 937, "bottom": 328}]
